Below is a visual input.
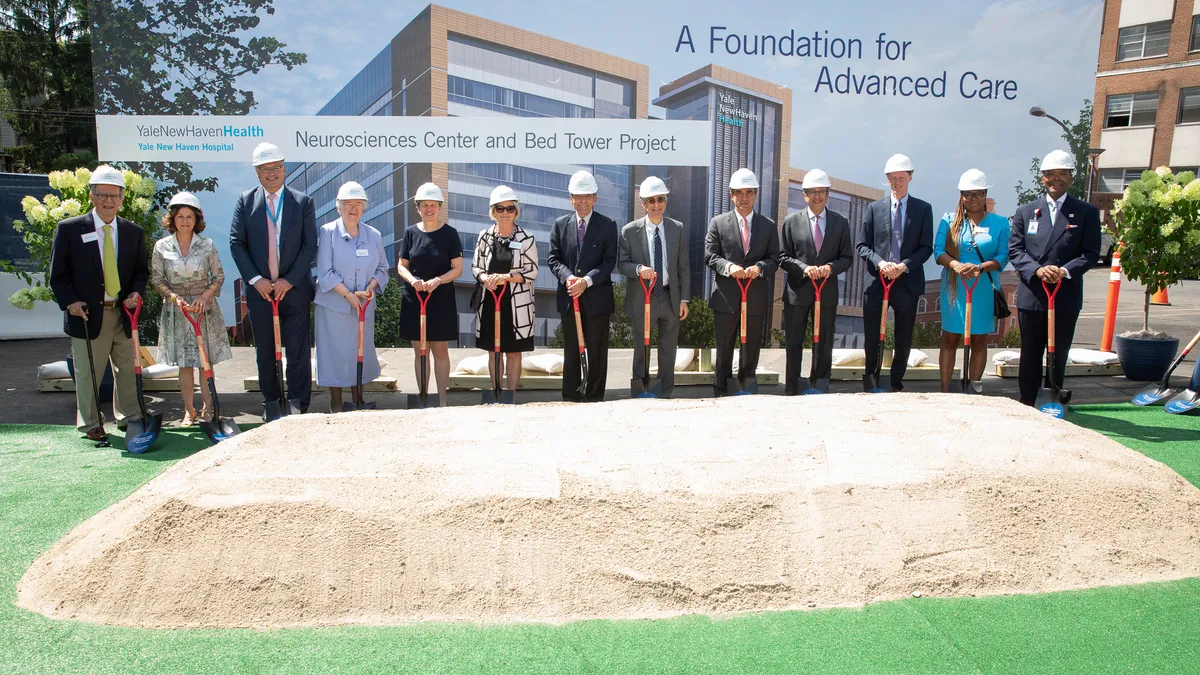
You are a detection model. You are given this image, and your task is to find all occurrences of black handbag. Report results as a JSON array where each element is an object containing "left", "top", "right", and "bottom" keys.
[{"left": 966, "top": 221, "right": 1010, "bottom": 320}]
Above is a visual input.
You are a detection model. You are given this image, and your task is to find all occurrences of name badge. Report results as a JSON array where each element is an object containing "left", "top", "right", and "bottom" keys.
[
  {"left": 161, "top": 251, "right": 179, "bottom": 260},
  {"left": 81, "top": 232, "right": 98, "bottom": 243},
  {"left": 508, "top": 240, "right": 522, "bottom": 250},
  {"left": 1026, "top": 221, "right": 1038, "bottom": 236},
  {"left": 355, "top": 248, "right": 369, "bottom": 257}
]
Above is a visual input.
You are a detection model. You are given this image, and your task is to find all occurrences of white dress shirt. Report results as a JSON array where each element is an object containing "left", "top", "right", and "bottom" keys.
[
  {"left": 92, "top": 210, "right": 119, "bottom": 301},
  {"left": 1045, "top": 193, "right": 1072, "bottom": 279}
]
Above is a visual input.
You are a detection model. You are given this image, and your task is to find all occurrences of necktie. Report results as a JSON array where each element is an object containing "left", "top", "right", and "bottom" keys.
[
  {"left": 652, "top": 226, "right": 664, "bottom": 297},
  {"left": 266, "top": 192, "right": 280, "bottom": 281},
  {"left": 890, "top": 200, "right": 903, "bottom": 263},
  {"left": 740, "top": 215, "right": 750, "bottom": 254},
  {"left": 102, "top": 224, "right": 120, "bottom": 298},
  {"left": 577, "top": 215, "right": 586, "bottom": 249},
  {"left": 812, "top": 213, "right": 823, "bottom": 251},
  {"left": 1047, "top": 198, "right": 1057, "bottom": 225}
]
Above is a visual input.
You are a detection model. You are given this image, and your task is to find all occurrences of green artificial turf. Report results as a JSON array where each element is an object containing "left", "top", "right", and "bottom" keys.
[{"left": 1, "top": 406, "right": 1198, "bottom": 674}]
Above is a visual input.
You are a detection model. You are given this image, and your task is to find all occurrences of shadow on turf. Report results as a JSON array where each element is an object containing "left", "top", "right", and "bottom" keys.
[
  {"left": 111, "top": 425, "right": 261, "bottom": 461},
  {"left": 1073, "top": 406, "right": 1200, "bottom": 444}
]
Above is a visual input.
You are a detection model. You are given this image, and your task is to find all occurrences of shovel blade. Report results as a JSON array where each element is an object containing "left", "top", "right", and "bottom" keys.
[
  {"left": 198, "top": 418, "right": 239, "bottom": 445},
  {"left": 1035, "top": 387, "right": 1066, "bottom": 419},
  {"left": 342, "top": 401, "right": 356, "bottom": 412},
  {"left": 406, "top": 393, "right": 427, "bottom": 409},
  {"left": 124, "top": 414, "right": 162, "bottom": 454},
  {"left": 631, "top": 377, "right": 663, "bottom": 399},
  {"left": 865, "top": 372, "right": 890, "bottom": 394},
  {"left": 1132, "top": 386, "right": 1174, "bottom": 406},
  {"left": 1165, "top": 389, "right": 1199, "bottom": 414},
  {"left": 482, "top": 389, "right": 515, "bottom": 405},
  {"left": 734, "top": 375, "right": 758, "bottom": 395},
  {"left": 263, "top": 400, "right": 283, "bottom": 422}
]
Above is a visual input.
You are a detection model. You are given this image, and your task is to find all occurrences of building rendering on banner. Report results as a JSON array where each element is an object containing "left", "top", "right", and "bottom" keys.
[{"left": 285, "top": 4, "right": 880, "bottom": 346}]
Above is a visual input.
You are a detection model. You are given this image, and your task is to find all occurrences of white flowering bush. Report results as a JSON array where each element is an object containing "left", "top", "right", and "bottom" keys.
[
  {"left": 1111, "top": 167, "right": 1200, "bottom": 333},
  {"left": 4, "top": 167, "right": 159, "bottom": 309}
]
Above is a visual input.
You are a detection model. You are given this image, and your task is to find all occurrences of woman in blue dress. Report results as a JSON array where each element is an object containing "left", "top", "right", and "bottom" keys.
[
  {"left": 315, "top": 181, "right": 389, "bottom": 412},
  {"left": 933, "top": 169, "right": 1010, "bottom": 392}
]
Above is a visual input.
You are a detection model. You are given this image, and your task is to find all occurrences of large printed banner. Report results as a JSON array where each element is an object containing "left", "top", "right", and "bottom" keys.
[{"left": 97, "top": 116, "right": 712, "bottom": 165}]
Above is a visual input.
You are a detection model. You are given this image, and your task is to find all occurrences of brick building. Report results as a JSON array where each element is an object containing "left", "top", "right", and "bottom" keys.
[{"left": 915, "top": 270, "right": 1021, "bottom": 346}]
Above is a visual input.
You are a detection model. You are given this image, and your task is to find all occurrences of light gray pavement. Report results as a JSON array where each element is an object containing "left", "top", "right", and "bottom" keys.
[{"left": 1, "top": 267, "right": 1196, "bottom": 427}]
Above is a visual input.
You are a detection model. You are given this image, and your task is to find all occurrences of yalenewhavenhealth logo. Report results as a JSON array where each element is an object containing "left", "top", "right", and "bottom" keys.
[{"left": 134, "top": 123, "right": 263, "bottom": 153}]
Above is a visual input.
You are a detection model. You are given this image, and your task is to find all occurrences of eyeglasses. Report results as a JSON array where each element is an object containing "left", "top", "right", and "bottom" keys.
[
  {"left": 643, "top": 196, "right": 666, "bottom": 205},
  {"left": 493, "top": 204, "right": 517, "bottom": 214},
  {"left": 804, "top": 189, "right": 829, "bottom": 197},
  {"left": 91, "top": 191, "right": 122, "bottom": 203},
  {"left": 961, "top": 191, "right": 987, "bottom": 200}
]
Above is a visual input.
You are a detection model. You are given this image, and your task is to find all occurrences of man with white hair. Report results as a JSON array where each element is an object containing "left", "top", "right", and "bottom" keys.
[
  {"left": 856, "top": 153, "right": 934, "bottom": 392},
  {"left": 48, "top": 165, "right": 149, "bottom": 441},
  {"left": 778, "top": 169, "right": 853, "bottom": 394},
  {"left": 1008, "top": 149, "right": 1101, "bottom": 406},
  {"left": 230, "top": 142, "right": 318, "bottom": 417}
]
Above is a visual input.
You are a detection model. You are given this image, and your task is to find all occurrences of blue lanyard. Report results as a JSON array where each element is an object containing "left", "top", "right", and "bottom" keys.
[{"left": 265, "top": 191, "right": 283, "bottom": 226}]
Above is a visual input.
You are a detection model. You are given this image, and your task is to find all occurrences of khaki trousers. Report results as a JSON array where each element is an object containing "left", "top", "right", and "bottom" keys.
[{"left": 70, "top": 305, "right": 138, "bottom": 431}]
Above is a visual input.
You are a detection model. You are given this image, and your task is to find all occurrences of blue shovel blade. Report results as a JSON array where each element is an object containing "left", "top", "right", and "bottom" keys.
[
  {"left": 1038, "top": 401, "right": 1065, "bottom": 419},
  {"left": 802, "top": 388, "right": 824, "bottom": 396},
  {"left": 125, "top": 431, "right": 157, "bottom": 454},
  {"left": 1132, "top": 391, "right": 1169, "bottom": 406},
  {"left": 1165, "top": 398, "right": 1197, "bottom": 414}
]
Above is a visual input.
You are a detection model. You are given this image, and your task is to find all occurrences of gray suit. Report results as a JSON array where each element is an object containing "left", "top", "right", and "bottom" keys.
[
  {"left": 619, "top": 215, "right": 690, "bottom": 397},
  {"left": 778, "top": 209, "right": 853, "bottom": 392}
]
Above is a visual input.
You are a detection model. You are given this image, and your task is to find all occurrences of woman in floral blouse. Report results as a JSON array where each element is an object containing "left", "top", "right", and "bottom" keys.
[{"left": 151, "top": 192, "right": 231, "bottom": 426}]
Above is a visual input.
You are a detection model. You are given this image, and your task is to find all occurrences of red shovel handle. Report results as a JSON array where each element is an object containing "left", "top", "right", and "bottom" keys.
[
  {"left": 122, "top": 296, "right": 143, "bottom": 373},
  {"left": 415, "top": 290, "right": 429, "bottom": 356},
  {"left": 736, "top": 277, "right": 753, "bottom": 345},
  {"left": 180, "top": 306, "right": 214, "bottom": 378},
  {"left": 639, "top": 274, "right": 657, "bottom": 346},
  {"left": 488, "top": 283, "right": 507, "bottom": 354},
  {"left": 811, "top": 276, "right": 828, "bottom": 344},
  {"left": 1041, "top": 280, "right": 1061, "bottom": 352}
]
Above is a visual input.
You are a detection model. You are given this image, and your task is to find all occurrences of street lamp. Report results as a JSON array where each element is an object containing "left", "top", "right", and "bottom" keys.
[
  {"left": 1086, "top": 147, "right": 1105, "bottom": 203},
  {"left": 1029, "top": 106, "right": 1072, "bottom": 135}
]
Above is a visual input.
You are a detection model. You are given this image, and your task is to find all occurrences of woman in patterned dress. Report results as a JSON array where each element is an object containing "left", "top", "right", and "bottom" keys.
[{"left": 151, "top": 192, "right": 231, "bottom": 426}]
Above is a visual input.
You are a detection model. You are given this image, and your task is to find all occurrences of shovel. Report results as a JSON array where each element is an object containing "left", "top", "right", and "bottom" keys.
[
  {"left": 121, "top": 297, "right": 162, "bottom": 453},
  {"left": 182, "top": 306, "right": 241, "bottom": 444},
  {"left": 481, "top": 282, "right": 515, "bottom": 405},
  {"left": 572, "top": 294, "right": 589, "bottom": 399},
  {"left": 734, "top": 276, "right": 758, "bottom": 395},
  {"left": 81, "top": 311, "right": 110, "bottom": 448},
  {"left": 959, "top": 274, "right": 983, "bottom": 395},
  {"left": 803, "top": 275, "right": 830, "bottom": 395},
  {"left": 407, "top": 290, "right": 432, "bottom": 409},
  {"left": 864, "top": 274, "right": 898, "bottom": 393},
  {"left": 263, "top": 295, "right": 297, "bottom": 421},
  {"left": 1034, "top": 280, "right": 1070, "bottom": 419},
  {"left": 345, "top": 292, "right": 377, "bottom": 411},
  {"left": 630, "top": 274, "right": 663, "bottom": 398},
  {"left": 1132, "top": 328, "right": 1200, "bottom": 406},
  {"left": 1164, "top": 359, "right": 1200, "bottom": 414}
]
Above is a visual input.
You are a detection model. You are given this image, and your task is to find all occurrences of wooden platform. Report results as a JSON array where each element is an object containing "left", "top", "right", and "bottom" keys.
[
  {"left": 830, "top": 364, "right": 957, "bottom": 381},
  {"left": 447, "top": 369, "right": 780, "bottom": 391},
  {"left": 39, "top": 377, "right": 192, "bottom": 393},
  {"left": 993, "top": 362, "right": 1123, "bottom": 378},
  {"left": 242, "top": 376, "right": 399, "bottom": 393}
]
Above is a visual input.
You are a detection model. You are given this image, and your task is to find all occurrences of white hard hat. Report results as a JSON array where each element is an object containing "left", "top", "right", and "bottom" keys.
[
  {"left": 252, "top": 142, "right": 285, "bottom": 166},
  {"left": 801, "top": 169, "right": 832, "bottom": 190},
  {"left": 884, "top": 154, "right": 914, "bottom": 174},
  {"left": 1040, "top": 150, "right": 1075, "bottom": 172},
  {"left": 639, "top": 176, "right": 670, "bottom": 199},
  {"left": 489, "top": 185, "right": 519, "bottom": 206},
  {"left": 336, "top": 181, "right": 368, "bottom": 202},
  {"left": 88, "top": 165, "right": 126, "bottom": 189},
  {"left": 168, "top": 192, "right": 202, "bottom": 210},
  {"left": 568, "top": 170, "right": 599, "bottom": 195},
  {"left": 957, "top": 169, "right": 992, "bottom": 191},
  {"left": 413, "top": 182, "right": 444, "bottom": 202},
  {"left": 728, "top": 168, "right": 759, "bottom": 190}
]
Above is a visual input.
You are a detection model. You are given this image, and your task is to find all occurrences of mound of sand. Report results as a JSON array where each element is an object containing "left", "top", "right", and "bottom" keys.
[{"left": 17, "top": 394, "right": 1200, "bottom": 629}]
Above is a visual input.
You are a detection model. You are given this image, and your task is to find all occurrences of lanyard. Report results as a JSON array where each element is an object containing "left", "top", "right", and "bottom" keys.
[{"left": 265, "top": 191, "right": 283, "bottom": 228}]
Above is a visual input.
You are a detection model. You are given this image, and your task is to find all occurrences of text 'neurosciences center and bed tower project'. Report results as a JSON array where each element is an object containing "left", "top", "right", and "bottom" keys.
[{"left": 283, "top": 5, "right": 882, "bottom": 346}]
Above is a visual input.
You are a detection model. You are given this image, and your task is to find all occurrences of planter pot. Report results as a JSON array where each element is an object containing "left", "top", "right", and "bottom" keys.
[
  {"left": 65, "top": 353, "right": 115, "bottom": 403},
  {"left": 1113, "top": 335, "right": 1179, "bottom": 382}
]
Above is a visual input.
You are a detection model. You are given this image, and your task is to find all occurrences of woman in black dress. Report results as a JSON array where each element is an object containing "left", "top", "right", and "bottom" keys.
[
  {"left": 472, "top": 185, "right": 539, "bottom": 395},
  {"left": 397, "top": 182, "right": 463, "bottom": 406}
]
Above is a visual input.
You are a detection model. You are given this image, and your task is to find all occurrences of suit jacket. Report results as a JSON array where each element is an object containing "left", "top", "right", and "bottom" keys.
[
  {"left": 48, "top": 213, "right": 149, "bottom": 340},
  {"left": 547, "top": 210, "right": 617, "bottom": 315},
  {"left": 229, "top": 184, "right": 318, "bottom": 310},
  {"left": 704, "top": 210, "right": 780, "bottom": 315},
  {"left": 1008, "top": 194, "right": 1101, "bottom": 313},
  {"left": 856, "top": 195, "right": 934, "bottom": 297},
  {"left": 617, "top": 215, "right": 691, "bottom": 316},
  {"left": 778, "top": 209, "right": 853, "bottom": 306}
]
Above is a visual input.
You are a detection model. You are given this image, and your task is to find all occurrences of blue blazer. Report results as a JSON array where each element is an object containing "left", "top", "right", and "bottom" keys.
[
  {"left": 547, "top": 210, "right": 618, "bottom": 316},
  {"left": 229, "top": 185, "right": 318, "bottom": 310},
  {"left": 856, "top": 195, "right": 934, "bottom": 297},
  {"left": 1008, "top": 194, "right": 1101, "bottom": 313}
]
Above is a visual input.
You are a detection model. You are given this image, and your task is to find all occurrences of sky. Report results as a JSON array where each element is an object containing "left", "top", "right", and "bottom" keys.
[{"left": 114, "top": 0, "right": 1104, "bottom": 322}]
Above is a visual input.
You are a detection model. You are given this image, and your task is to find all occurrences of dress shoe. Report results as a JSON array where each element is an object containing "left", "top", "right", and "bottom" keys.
[{"left": 85, "top": 427, "right": 108, "bottom": 442}]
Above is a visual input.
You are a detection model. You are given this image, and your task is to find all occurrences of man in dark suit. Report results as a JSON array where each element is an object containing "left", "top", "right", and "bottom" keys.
[
  {"left": 618, "top": 176, "right": 691, "bottom": 398},
  {"left": 704, "top": 168, "right": 780, "bottom": 396},
  {"left": 230, "top": 142, "right": 318, "bottom": 416},
  {"left": 48, "top": 165, "right": 149, "bottom": 440},
  {"left": 778, "top": 169, "right": 853, "bottom": 395},
  {"left": 856, "top": 153, "right": 934, "bottom": 392},
  {"left": 1009, "top": 149, "right": 1101, "bottom": 405},
  {"left": 548, "top": 170, "right": 617, "bottom": 402}
]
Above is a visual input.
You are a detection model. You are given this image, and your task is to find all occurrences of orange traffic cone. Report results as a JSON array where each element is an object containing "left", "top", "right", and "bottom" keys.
[{"left": 1150, "top": 287, "right": 1171, "bottom": 306}]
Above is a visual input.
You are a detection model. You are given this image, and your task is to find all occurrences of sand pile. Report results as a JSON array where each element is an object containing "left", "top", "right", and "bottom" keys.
[{"left": 17, "top": 394, "right": 1200, "bottom": 629}]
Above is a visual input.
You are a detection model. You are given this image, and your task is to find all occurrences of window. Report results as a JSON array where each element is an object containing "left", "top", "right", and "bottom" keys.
[
  {"left": 1117, "top": 21, "right": 1172, "bottom": 61},
  {"left": 1192, "top": 15, "right": 1200, "bottom": 52},
  {"left": 1098, "top": 168, "right": 1146, "bottom": 193},
  {"left": 1181, "top": 88, "right": 1200, "bottom": 123},
  {"left": 917, "top": 297, "right": 928, "bottom": 313},
  {"left": 1105, "top": 93, "right": 1158, "bottom": 128}
]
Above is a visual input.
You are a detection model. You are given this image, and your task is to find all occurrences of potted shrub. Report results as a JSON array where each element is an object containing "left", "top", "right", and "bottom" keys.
[{"left": 1109, "top": 167, "right": 1200, "bottom": 381}]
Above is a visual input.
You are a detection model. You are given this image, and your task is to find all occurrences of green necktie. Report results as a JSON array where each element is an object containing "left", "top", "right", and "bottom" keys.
[{"left": 102, "top": 224, "right": 120, "bottom": 298}]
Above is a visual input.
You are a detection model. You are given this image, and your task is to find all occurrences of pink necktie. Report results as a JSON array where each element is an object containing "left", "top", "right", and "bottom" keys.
[
  {"left": 266, "top": 192, "right": 279, "bottom": 281},
  {"left": 812, "top": 214, "right": 823, "bottom": 250},
  {"left": 740, "top": 215, "right": 750, "bottom": 253}
]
